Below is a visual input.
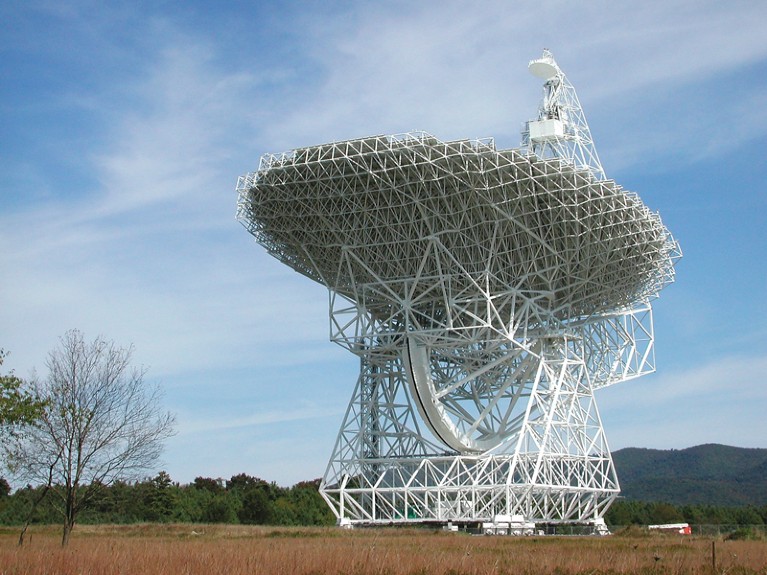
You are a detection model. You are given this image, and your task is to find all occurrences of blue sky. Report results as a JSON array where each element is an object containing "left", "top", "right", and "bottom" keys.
[{"left": 2, "top": 1, "right": 766, "bottom": 487}]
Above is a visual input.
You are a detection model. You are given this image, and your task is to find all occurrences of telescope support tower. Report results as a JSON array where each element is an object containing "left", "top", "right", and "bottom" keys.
[{"left": 320, "top": 290, "right": 656, "bottom": 525}]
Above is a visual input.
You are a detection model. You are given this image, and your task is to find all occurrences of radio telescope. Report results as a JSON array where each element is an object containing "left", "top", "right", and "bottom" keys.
[{"left": 237, "top": 50, "right": 680, "bottom": 529}]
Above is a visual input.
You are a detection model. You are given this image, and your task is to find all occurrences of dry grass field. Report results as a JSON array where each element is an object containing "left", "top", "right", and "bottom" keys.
[{"left": 1, "top": 524, "right": 765, "bottom": 575}]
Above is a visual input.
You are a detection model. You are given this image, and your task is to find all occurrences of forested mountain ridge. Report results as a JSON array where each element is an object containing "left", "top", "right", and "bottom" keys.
[{"left": 613, "top": 444, "right": 767, "bottom": 506}]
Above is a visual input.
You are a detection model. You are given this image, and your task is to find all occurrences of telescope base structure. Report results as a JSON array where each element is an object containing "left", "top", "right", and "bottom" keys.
[
  {"left": 321, "top": 454, "right": 618, "bottom": 527},
  {"left": 319, "top": 336, "right": 620, "bottom": 527}
]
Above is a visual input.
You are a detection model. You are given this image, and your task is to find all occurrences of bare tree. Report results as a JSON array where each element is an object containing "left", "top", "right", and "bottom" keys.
[{"left": 5, "top": 330, "right": 176, "bottom": 545}]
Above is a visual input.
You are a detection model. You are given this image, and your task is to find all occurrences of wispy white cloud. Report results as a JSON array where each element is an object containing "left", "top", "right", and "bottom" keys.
[
  {"left": 0, "top": 24, "right": 328, "bottom": 378},
  {"left": 176, "top": 401, "right": 344, "bottom": 436},
  {"left": 599, "top": 353, "right": 767, "bottom": 450},
  {"left": 607, "top": 354, "right": 767, "bottom": 406},
  {"left": 251, "top": 0, "right": 767, "bottom": 170}
]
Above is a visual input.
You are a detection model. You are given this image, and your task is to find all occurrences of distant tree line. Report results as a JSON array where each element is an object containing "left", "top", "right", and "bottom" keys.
[
  {"left": 2, "top": 473, "right": 766, "bottom": 528},
  {"left": 605, "top": 499, "right": 767, "bottom": 527},
  {"left": 0, "top": 473, "right": 334, "bottom": 526},
  {"left": 0, "top": 472, "right": 334, "bottom": 527}
]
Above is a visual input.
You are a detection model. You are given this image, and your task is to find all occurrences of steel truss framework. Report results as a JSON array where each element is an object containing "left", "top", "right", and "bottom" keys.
[
  {"left": 237, "top": 52, "right": 680, "bottom": 528},
  {"left": 523, "top": 49, "right": 606, "bottom": 180}
]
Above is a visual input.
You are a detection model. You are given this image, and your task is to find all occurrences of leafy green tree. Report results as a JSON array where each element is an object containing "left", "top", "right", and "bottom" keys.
[
  {"left": 144, "top": 471, "right": 175, "bottom": 522},
  {"left": 4, "top": 330, "right": 176, "bottom": 545},
  {"left": 288, "top": 480, "right": 334, "bottom": 526},
  {"left": 695, "top": 504, "right": 731, "bottom": 525},
  {"left": 171, "top": 482, "right": 207, "bottom": 522},
  {"left": 606, "top": 501, "right": 634, "bottom": 526},
  {"left": 227, "top": 473, "right": 268, "bottom": 492},
  {"left": 0, "top": 478, "right": 10, "bottom": 498},
  {"left": 606, "top": 499, "right": 651, "bottom": 526},
  {"left": 648, "top": 502, "right": 685, "bottom": 524},
  {"left": 0, "top": 350, "right": 45, "bottom": 429},
  {"left": 201, "top": 493, "right": 238, "bottom": 523},
  {"left": 270, "top": 497, "right": 299, "bottom": 525},
  {"left": 0, "top": 484, "right": 59, "bottom": 526},
  {"left": 238, "top": 486, "right": 271, "bottom": 524},
  {"left": 224, "top": 473, "right": 271, "bottom": 524},
  {"left": 734, "top": 506, "right": 764, "bottom": 525},
  {"left": 193, "top": 477, "right": 224, "bottom": 493},
  {"left": 86, "top": 480, "right": 134, "bottom": 523}
]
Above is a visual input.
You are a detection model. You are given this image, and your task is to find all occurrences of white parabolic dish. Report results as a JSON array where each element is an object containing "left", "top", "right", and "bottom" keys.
[{"left": 237, "top": 133, "right": 677, "bottom": 325}]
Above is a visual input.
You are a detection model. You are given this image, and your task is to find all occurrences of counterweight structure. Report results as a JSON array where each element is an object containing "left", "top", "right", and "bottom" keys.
[{"left": 237, "top": 51, "right": 680, "bottom": 528}]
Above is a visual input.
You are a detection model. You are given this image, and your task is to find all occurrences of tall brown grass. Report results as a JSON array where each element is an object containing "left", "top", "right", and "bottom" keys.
[{"left": 1, "top": 524, "right": 765, "bottom": 575}]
